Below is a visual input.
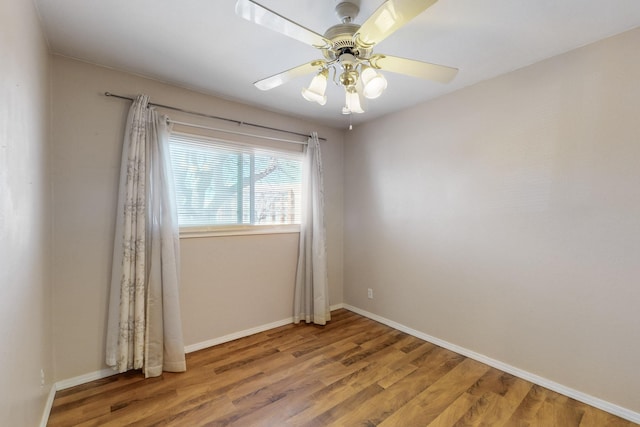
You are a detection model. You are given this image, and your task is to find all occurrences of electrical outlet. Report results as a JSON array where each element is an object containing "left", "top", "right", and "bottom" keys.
[
  {"left": 367, "top": 288, "right": 373, "bottom": 299},
  {"left": 40, "top": 369, "right": 45, "bottom": 386}
]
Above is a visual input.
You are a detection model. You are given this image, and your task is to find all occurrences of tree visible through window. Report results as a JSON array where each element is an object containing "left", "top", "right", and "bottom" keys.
[{"left": 169, "top": 133, "right": 302, "bottom": 228}]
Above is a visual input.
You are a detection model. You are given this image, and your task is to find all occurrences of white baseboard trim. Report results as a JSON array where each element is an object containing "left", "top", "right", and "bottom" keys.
[
  {"left": 55, "top": 368, "right": 119, "bottom": 391},
  {"left": 343, "top": 304, "right": 640, "bottom": 424},
  {"left": 185, "top": 304, "right": 346, "bottom": 354},
  {"left": 39, "top": 384, "right": 57, "bottom": 427},
  {"left": 184, "top": 317, "right": 294, "bottom": 354}
]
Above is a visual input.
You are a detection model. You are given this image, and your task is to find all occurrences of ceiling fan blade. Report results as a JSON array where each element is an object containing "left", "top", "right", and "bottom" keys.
[
  {"left": 236, "top": 0, "right": 331, "bottom": 49},
  {"left": 254, "top": 61, "right": 326, "bottom": 91},
  {"left": 355, "top": 0, "right": 438, "bottom": 48},
  {"left": 370, "top": 54, "right": 458, "bottom": 83}
]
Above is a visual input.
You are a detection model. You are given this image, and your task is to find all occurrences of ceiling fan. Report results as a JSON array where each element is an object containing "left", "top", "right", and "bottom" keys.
[{"left": 235, "top": 0, "right": 458, "bottom": 115}]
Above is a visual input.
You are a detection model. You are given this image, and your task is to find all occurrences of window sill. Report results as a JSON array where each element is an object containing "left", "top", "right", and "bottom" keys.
[{"left": 179, "top": 224, "right": 300, "bottom": 238}]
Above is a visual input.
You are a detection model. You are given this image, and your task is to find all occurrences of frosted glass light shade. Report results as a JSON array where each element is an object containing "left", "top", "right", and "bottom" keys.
[
  {"left": 361, "top": 66, "right": 387, "bottom": 99},
  {"left": 301, "top": 70, "right": 328, "bottom": 105},
  {"left": 342, "top": 87, "right": 364, "bottom": 114}
]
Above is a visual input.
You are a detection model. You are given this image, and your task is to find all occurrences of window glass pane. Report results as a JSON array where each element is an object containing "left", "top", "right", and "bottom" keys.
[{"left": 169, "top": 133, "right": 302, "bottom": 228}]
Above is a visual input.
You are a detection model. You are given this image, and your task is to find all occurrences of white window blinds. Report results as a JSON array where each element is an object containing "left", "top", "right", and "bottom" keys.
[{"left": 169, "top": 133, "right": 302, "bottom": 228}]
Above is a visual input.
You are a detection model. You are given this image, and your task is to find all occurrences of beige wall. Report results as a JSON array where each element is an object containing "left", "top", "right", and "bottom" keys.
[
  {"left": 50, "top": 56, "right": 344, "bottom": 381},
  {"left": 344, "top": 28, "right": 640, "bottom": 413},
  {"left": 0, "top": 0, "right": 53, "bottom": 425}
]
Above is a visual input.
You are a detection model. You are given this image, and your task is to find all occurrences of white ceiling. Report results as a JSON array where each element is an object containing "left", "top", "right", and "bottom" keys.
[{"left": 35, "top": 0, "right": 640, "bottom": 129}]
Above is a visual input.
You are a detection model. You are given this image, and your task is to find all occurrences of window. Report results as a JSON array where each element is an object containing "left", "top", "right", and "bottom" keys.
[{"left": 169, "top": 133, "right": 302, "bottom": 233}]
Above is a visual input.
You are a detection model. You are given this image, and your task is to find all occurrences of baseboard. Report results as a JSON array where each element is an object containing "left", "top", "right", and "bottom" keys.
[
  {"left": 184, "top": 317, "right": 294, "bottom": 353},
  {"left": 185, "top": 304, "right": 345, "bottom": 354},
  {"left": 55, "top": 368, "right": 118, "bottom": 391},
  {"left": 330, "top": 302, "right": 345, "bottom": 311},
  {"left": 39, "top": 383, "right": 57, "bottom": 427},
  {"left": 343, "top": 304, "right": 640, "bottom": 424}
]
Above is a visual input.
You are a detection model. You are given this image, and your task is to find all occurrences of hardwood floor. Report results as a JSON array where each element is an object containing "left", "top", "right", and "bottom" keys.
[{"left": 48, "top": 309, "right": 635, "bottom": 426}]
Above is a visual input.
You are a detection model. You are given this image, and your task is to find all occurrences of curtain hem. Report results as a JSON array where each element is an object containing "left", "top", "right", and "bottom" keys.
[{"left": 293, "top": 311, "right": 331, "bottom": 326}]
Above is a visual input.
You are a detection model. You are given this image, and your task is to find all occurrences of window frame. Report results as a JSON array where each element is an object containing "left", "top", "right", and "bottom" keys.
[{"left": 168, "top": 131, "right": 303, "bottom": 238}]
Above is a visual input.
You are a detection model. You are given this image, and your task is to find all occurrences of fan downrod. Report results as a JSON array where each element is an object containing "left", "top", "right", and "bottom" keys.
[{"left": 335, "top": 1, "right": 360, "bottom": 23}]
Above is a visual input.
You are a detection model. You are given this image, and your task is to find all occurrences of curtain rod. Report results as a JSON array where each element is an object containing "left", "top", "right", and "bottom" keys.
[
  {"left": 104, "top": 92, "right": 326, "bottom": 142},
  {"left": 168, "top": 120, "right": 307, "bottom": 145}
]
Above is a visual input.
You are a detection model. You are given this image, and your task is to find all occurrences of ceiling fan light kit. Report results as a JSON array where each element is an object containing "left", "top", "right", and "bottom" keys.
[{"left": 235, "top": 0, "right": 458, "bottom": 116}]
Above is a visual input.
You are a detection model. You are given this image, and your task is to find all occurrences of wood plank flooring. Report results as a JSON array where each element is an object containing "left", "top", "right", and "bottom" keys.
[{"left": 48, "top": 309, "right": 635, "bottom": 426}]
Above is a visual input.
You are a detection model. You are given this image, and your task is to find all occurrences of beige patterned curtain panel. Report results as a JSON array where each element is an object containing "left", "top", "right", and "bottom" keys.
[{"left": 106, "top": 94, "right": 186, "bottom": 377}]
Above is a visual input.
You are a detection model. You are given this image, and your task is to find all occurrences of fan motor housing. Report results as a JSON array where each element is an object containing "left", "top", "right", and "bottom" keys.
[{"left": 323, "top": 23, "right": 372, "bottom": 61}]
